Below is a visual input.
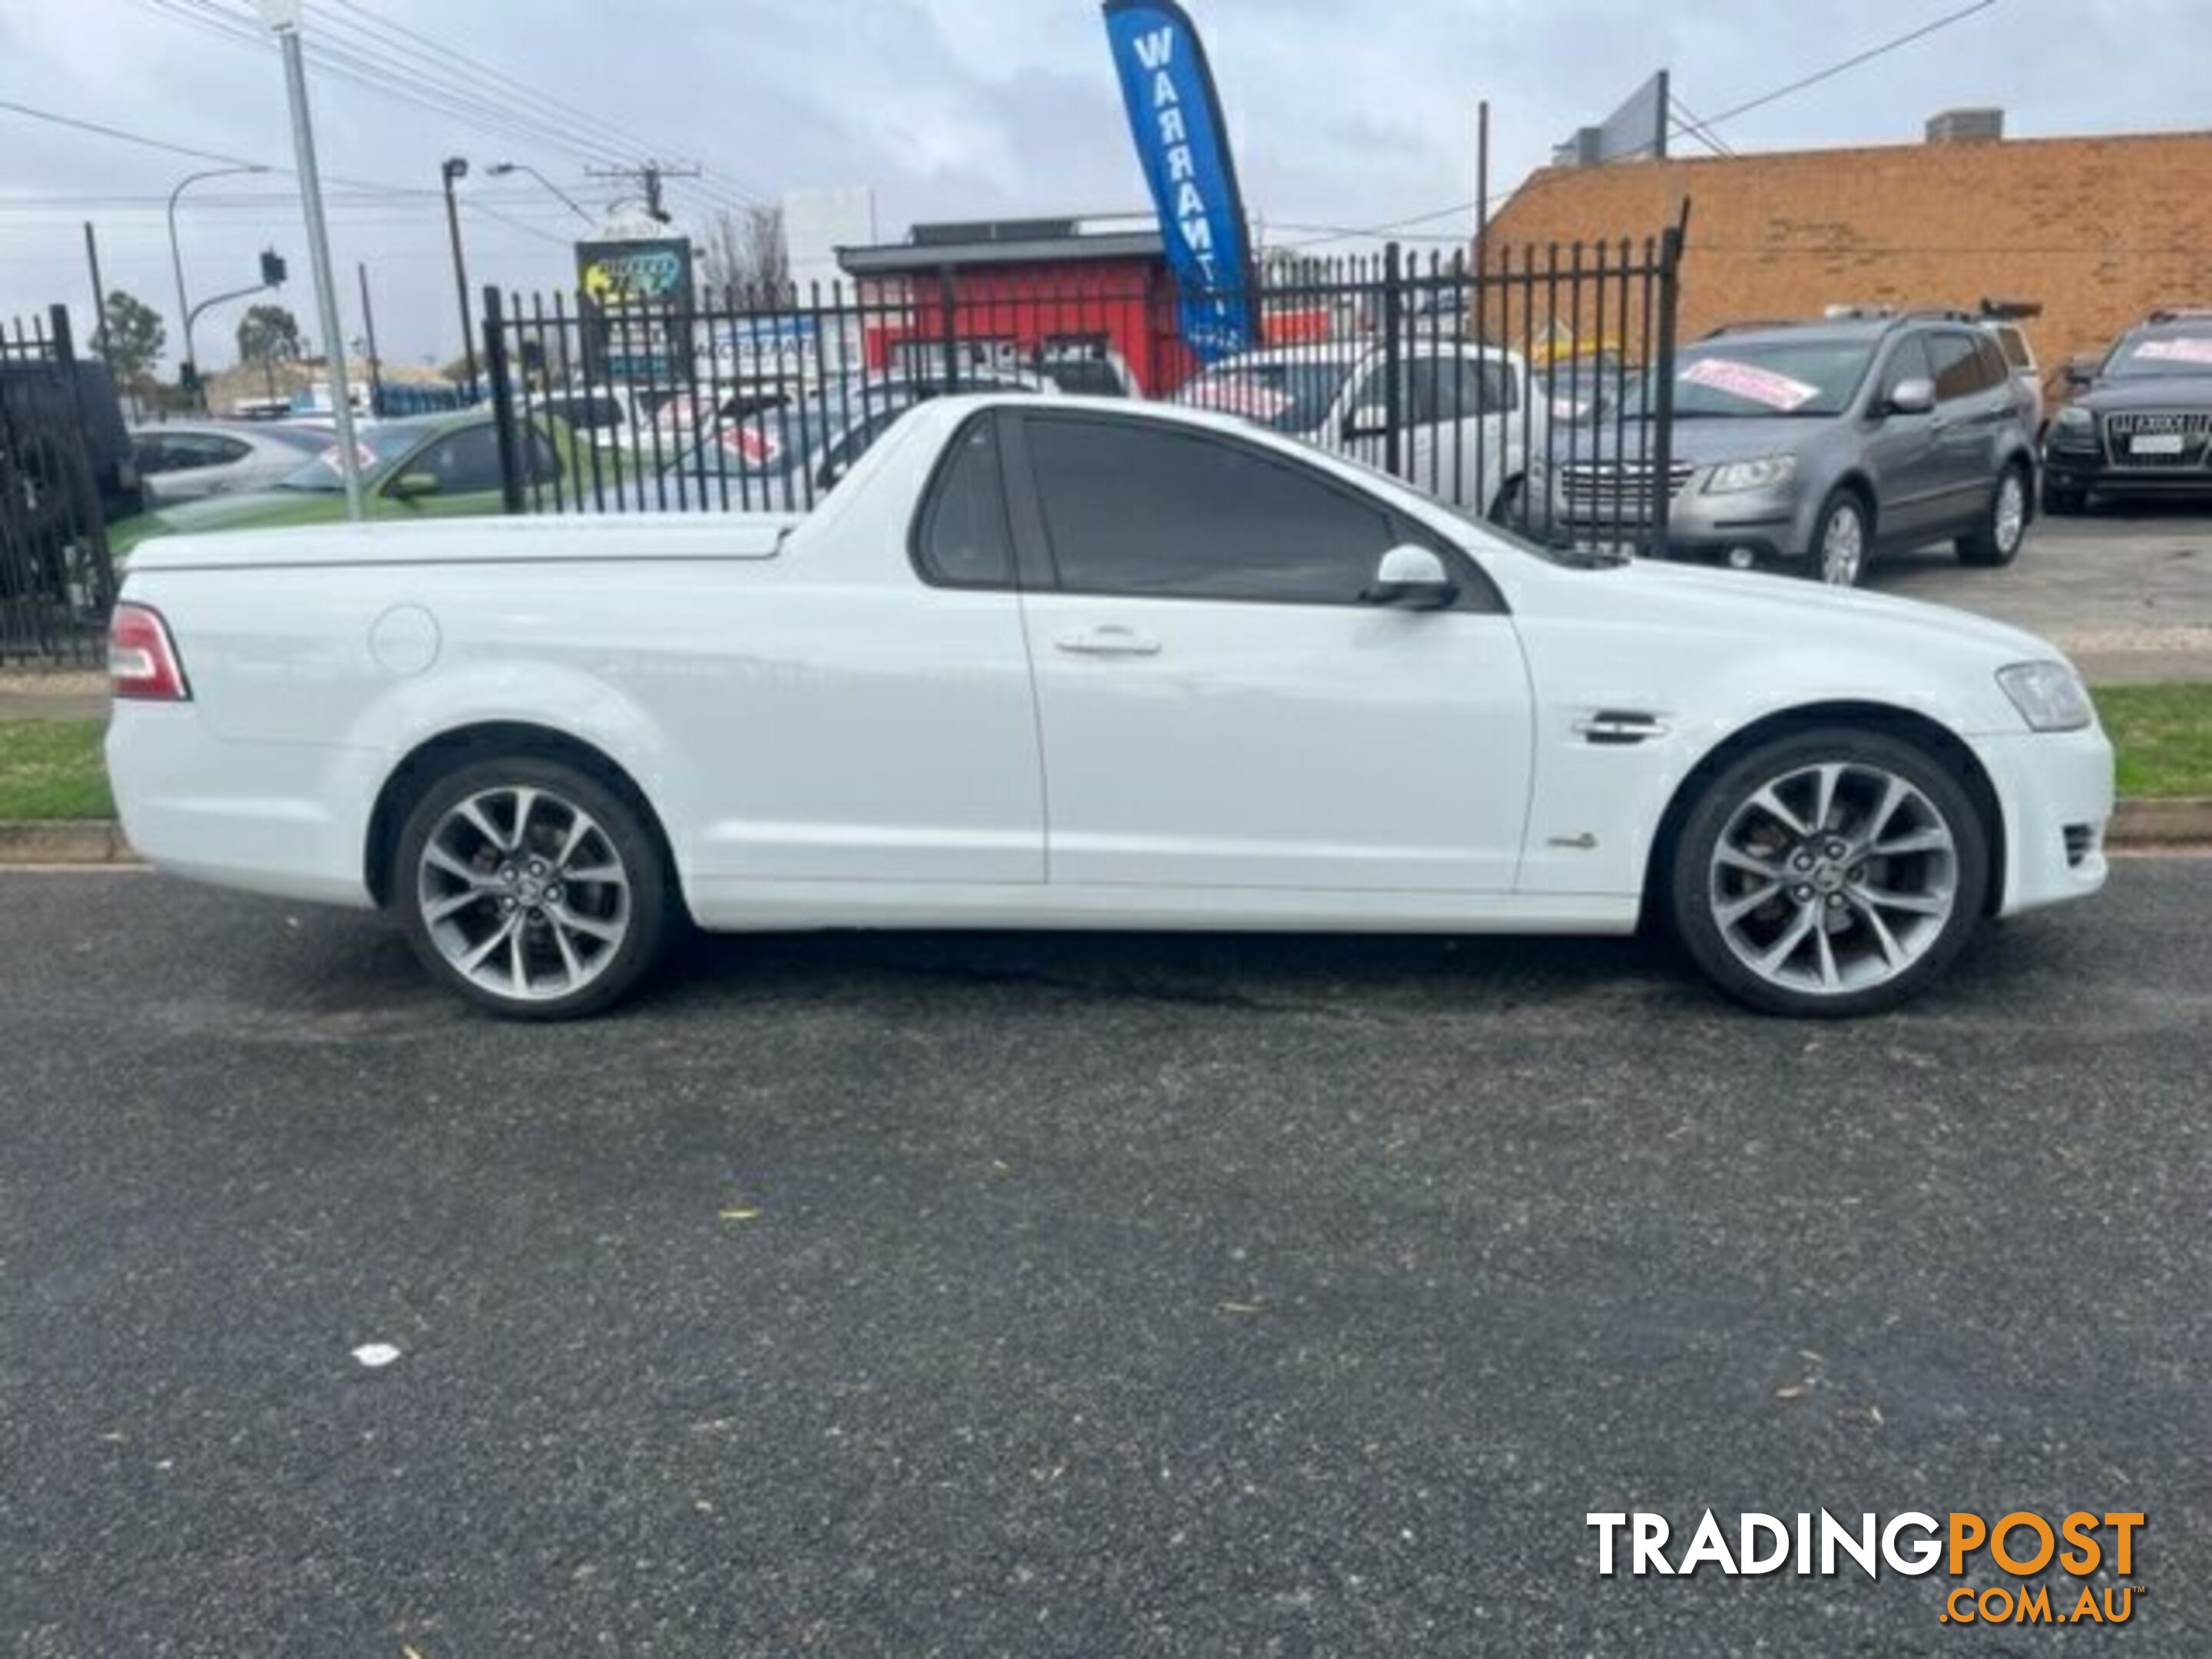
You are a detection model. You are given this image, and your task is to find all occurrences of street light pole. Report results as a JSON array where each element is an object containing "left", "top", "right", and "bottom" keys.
[
  {"left": 253, "top": 0, "right": 362, "bottom": 520},
  {"left": 441, "top": 157, "right": 478, "bottom": 399},
  {"left": 487, "top": 161, "right": 594, "bottom": 226},
  {"left": 167, "top": 163, "right": 268, "bottom": 407}
]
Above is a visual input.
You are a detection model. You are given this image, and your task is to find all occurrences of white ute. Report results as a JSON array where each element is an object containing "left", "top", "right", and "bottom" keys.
[{"left": 108, "top": 395, "right": 2113, "bottom": 1019}]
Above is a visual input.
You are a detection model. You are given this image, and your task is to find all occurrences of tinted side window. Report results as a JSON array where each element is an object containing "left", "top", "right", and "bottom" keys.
[
  {"left": 1926, "top": 332, "right": 1987, "bottom": 402},
  {"left": 914, "top": 418, "right": 1015, "bottom": 588},
  {"left": 1995, "top": 326, "right": 2032, "bottom": 369},
  {"left": 409, "top": 426, "right": 505, "bottom": 493},
  {"left": 1025, "top": 417, "right": 1395, "bottom": 604},
  {"left": 1973, "top": 335, "right": 2012, "bottom": 387}
]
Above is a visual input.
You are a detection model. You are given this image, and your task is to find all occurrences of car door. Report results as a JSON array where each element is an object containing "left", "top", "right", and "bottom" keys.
[
  {"left": 378, "top": 422, "right": 550, "bottom": 518},
  {"left": 1006, "top": 409, "right": 1534, "bottom": 893},
  {"left": 1862, "top": 333, "right": 1948, "bottom": 544},
  {"left": 1922, "top": 328, "right": 2011, "bottom": 530}
]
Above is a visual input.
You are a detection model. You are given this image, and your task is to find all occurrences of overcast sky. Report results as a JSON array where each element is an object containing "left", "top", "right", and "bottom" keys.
[{"left": 2, "top": 0, "right": 2207, "bottom": 369}]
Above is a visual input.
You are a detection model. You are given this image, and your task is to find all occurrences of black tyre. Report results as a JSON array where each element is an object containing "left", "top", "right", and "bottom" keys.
[
  {"left": 1487, "top": 474, "right": 1525, "bottom": 529},
  {"left": 1805, "top": 489, "right": 1871, "bottom": 587},
  {"left": 392, "top": 754, "right": 674, "bottom": 1019},
  {"left": 1667, "top": 727, "right": 1990, "bottom": 1017},
  {"left": 1957, "top": 462, "right": 2030, "bottom": 566}
]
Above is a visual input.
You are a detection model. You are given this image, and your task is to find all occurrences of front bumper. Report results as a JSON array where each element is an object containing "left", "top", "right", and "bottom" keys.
[
  {"left": 1537, "top": 474, "right": 1813, "bottom": 562},
  {"left": 2045, "top": 438, "right": 2212, "bottom": 497},
  {"left": 1969, "top": 723, "right": 2114, "bottom": 917}
]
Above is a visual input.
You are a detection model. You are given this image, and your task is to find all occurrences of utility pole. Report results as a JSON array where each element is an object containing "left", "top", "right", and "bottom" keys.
[
  {"left": 1475, "top": 99, "right": 1491, "bottom": 273},
  {"left": 584, "top": 160, "right": 700, "bottom": 224},
  {"left": 357, "top": 262, "right": 384, "bottom": 418},
  {"left": 253, "top": 0, "right": 363, "bottom": 520},
  {"left": 440, "top": 156, "right": 478, "bottom": 398},
  {"left": 82, "top": 221, "right": 111, "bottom": 374}
]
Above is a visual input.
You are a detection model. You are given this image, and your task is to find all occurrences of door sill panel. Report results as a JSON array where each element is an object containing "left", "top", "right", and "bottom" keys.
[{"left": 684, "top": 879, "right": 1638, "bottom": 935}]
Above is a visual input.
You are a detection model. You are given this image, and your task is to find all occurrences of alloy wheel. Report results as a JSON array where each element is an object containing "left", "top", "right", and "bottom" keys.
[
  {"left": 1994, "top": 472, "right": 2027, "bottom": 554},
  {"left": 1707, "top": 760, "right": 1959, "bottom": 997},
  {"left": 1820, "top": 502, "right": 1866, "bottom": 586},
  {"left": 415, "top": 785, "right": 632, "bottom": 1003}
]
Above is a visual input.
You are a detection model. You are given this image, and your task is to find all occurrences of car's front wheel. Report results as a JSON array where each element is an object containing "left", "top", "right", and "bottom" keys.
[
  {"left": 1958, "top": 463, "right": 2030, "bottom": 566},
  {"left": 1667, "top": 728, "right": 1989, "bottom": 1016},
  {"left": 393, "top": 755, "right": 674, "bottom": 1019},
  {"left": 1808, "top": 490, "right": 1870, "bottom": 587}
]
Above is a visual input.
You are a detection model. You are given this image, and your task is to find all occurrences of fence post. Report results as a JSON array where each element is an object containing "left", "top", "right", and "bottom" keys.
[
  {"left": 1648, "top": 204, "right": 1690, "bottom": 553},
  {"left": 1381, "top": 240, "right": 1404, "bottom": 478},
  {"left": 937, "top": 266, "right": 959, "bottom": 392},
  {"left": 48, "top": 303, "right": 114, "bottom": 617},
  {"left": 482, "top": 285, "right": 524, "bottom": 515}
]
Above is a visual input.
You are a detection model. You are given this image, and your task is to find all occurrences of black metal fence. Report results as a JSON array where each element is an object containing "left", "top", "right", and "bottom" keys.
[
  {"left": 1, "top": 306, "right": 119, "bottom": 667},
  {"left": 483, "top": 216, "right": 1687, "bottom": 554}
]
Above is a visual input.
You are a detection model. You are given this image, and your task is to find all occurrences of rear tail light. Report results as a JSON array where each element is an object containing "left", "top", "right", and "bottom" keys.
[{"left": 108, "top": 603, "right": 191, "bottom": 701}]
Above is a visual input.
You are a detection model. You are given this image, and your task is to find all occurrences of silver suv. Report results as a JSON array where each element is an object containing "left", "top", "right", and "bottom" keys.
[{"left": 1536, "top": 312, "right": 2039, "bottom": 584}]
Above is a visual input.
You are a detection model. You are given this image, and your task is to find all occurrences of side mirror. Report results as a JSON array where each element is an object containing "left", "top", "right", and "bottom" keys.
[
  {"left": 1886, "top": 377, "right": 1936, "bottom": 417},
  {"left": 1342, "top": 405, "right": 1390, "bottom": 441},
  {"left": 389, "top": 470, "right": 440, "bottom": 500},
  {"left": 1363, "top": 544, "right": 1458, "bottom": 610},
  {"left": 2063, "top": 354, "right": 2099, "bottom": 390}
]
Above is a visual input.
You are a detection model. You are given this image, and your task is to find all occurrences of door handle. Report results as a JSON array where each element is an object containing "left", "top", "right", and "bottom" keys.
[{"left": 1054, "top": 625, "right": 1161, "bottom": 657}]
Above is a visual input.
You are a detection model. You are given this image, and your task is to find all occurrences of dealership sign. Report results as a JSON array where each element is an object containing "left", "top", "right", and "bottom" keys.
[
  {"left": 1101, "top": 0, "right": 1257, "bottom": 360},
  {"left": 575, "top": 234, "right": 694, "bottom": 378}
]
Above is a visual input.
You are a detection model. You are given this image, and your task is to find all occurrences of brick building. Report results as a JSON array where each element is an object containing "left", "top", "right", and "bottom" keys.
[{"left": 1484, "top": 122, "right": 2212, "bottom": 379}]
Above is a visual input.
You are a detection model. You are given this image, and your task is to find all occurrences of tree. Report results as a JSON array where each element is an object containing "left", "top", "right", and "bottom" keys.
[
  {"left": 94, "top": 290, "right": 165, "bottom": 386},
  {"left": 236, "top": 303, "right": 303, "bottom": 369},
  {"left": 700, "top": 205, "right": 789, "bottom": 300},
  {"left": 236, "top": 303, "right": 304, "bottom": 401}
]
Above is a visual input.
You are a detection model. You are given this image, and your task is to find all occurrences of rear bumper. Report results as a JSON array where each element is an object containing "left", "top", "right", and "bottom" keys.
[
  {"left": 106, "top": 704, "right": 379, "bottom": 909},
  {"left": 1969, "top": 724, "right": 2114, "bottom": 917}
]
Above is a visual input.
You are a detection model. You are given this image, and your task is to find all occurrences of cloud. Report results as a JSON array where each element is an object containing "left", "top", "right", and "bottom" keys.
[{"left": 2, "top": 0, "right": 2206, "bottom": 363}]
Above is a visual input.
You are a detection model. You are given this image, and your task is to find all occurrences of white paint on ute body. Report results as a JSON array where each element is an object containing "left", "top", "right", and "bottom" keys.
[{"left": 106, "top": 396, "right": 2112, "bottom": 942}]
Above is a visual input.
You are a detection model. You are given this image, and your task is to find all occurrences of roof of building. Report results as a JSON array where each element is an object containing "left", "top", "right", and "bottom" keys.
[{"left": 838, "top": 216, "right": 1165, "bottom": 276}]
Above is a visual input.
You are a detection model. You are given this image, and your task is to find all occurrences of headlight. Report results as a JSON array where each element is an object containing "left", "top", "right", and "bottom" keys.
[
  {"left": 1703, "top": 455, "right": 1797, "bottom": 495},
  {"left": 2053, "top": 406, "right": 2094, "bottom": 433},
  {"left": 1996, "top": 661, "right": 2094, "bottom": 732}
]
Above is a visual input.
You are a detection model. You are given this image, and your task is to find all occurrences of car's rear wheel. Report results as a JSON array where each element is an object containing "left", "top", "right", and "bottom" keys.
[
  {"left": 1487, "top": 474, "right": 1525, "bottom": 528},
  {"left": 1958, "top": 463, "right": 2030, "bottom": 565},
  {"left": 393, "top": 756, "right": 674, "bottom": 1019},
  {"left": 1667, "top": 728, "right": 1989, "bottom": 1017},
  {"left": 1807, "top": 490, "right": 1870, "bottom": 587}
]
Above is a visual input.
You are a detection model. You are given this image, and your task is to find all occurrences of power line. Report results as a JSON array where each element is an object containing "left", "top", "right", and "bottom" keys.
[
  {"left": 1693, "top": 0, "right": 2003, "bottom": 131},
  {"left": 1668, "top": 94, "right": 1737, "bottom": 158},
  {"left": 0, "top": 94, "right": 263, "bottom": 170}
]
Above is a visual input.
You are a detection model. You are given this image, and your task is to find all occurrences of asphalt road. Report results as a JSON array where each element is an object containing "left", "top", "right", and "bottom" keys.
[{"left": 3, "top": 865, "right": 2209, "bottom": 1656}]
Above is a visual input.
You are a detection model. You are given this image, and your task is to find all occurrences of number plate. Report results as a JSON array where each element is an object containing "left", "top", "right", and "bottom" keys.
[{"left": 2131, "top": 432, "right": 2186, "bottom": 456}]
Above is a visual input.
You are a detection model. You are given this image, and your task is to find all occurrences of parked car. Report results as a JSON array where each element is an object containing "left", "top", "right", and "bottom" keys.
[
  {"left": 132, "top": 420, "right": 329, "bottom": 506},
  {"left": 1178, "top": 340, "right": 1531, "bottom": 520},
  {"left": 2041, "top": 308, "right": 2212, "bottom": 513},
  {"left": 112, "top": 409, "right": 572, "bottom": 552},
  {"left": 527, "top": 385, "right": 654, "bottom": 455},
  {"left": 1029, "top": 341, "right": 1136, "bottom": 397},
  {"left": 108, "top": 395, "right": 2109, "bottom": 1022},
  {"left": 1538, "top": 311, "right": 2039, "bottom": 584},
  {"left": 613, "top": 371, "right": 1051, "bottom": 513}
]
